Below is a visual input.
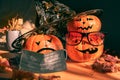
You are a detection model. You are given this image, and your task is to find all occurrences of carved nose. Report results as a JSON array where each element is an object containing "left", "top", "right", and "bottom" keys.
[
  {"left": 83, "top": 22, "right": 85, "bottom": 24},
  {"left": 81, "top": 37, "right": 89, "bottom": 45},
  {"left": 81, "top": 41, "right": 86, "bottom": 45}
]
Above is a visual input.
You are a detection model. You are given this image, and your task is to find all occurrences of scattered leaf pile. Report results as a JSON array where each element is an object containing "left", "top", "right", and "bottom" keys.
[
  {"left": 92, "top": 51, "right": 120, "bottom": 73},
  {"left": 0, "top": 56, "right": 12, "bottom": 73}
]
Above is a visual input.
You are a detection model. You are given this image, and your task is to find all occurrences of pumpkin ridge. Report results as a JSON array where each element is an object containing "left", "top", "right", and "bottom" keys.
[
  {"left": 25, "top": 36, "right": 34, "bottom": 50},
  {"left": 51, "top": 35, "right": 63, "bottom": 50},
  {"left": 30, "top": 36, "right": 36, "bottom": 51}
]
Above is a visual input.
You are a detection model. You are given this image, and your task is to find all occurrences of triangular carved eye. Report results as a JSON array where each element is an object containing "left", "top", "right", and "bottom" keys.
[
  {"left": 87, "top": 18, "right": 93, "bottom": 21},
  {"left": 47, "top": 38, "right": 52, "bottom": 43},
  {"left": 36, "top": 41, "right": 40, "bottom": 45}
]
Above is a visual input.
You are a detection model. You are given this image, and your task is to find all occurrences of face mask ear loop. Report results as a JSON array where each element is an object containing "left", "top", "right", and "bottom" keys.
[{"left": 63, "top": 49, "right": 68, "bottom": 60}]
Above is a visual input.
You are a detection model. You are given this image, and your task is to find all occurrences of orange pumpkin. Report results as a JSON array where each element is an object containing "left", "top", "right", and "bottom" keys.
[
  {"left": 24, "top": 34, "right": 63, "bottom": 54},
  {"left": 67, "top": 15, "right": 101, "bottom": 33},
  {"left": 66, "top": 31, "right": 105, "bottom": 62}
]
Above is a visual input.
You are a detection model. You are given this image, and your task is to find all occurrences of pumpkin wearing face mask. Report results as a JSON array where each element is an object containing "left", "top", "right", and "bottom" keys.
[
  {"left": 67, "top": 15, "right": 102, "bottom": 33},
  {"left": 24, "top": 34, "right": 63, "bottom": 54},
  {"left": 66, "top": 31, "right": 105, "bottom": 62}
]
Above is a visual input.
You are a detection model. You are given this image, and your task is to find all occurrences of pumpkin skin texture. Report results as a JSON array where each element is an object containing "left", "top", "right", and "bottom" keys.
[
  {"left": 66, "top": 40, "right": 104, "bottom": 62},
  {"left": 67, "top": 15, "right": 101, "bottom": 33},
  {"left": 66, "top": 32, "right": 104, "bottom": 62},
  {"left": 24, "top": 34, "right": 63, "bottom": 54}
]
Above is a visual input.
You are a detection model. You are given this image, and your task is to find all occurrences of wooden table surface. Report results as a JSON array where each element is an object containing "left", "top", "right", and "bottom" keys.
[
  {"left": 41, "top": 61, "right": 120, "bottom": 80},
  {"left": 0, "top": 50, "right": 120, "bottom": 80}
]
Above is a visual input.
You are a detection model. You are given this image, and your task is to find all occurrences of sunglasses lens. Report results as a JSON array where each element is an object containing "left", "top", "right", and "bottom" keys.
[
  {"left": 88, "top": 32, "right": 105, "bottom": 46},
  {"left": 66, "top": 32, "right": 82, "bottom": 45}
]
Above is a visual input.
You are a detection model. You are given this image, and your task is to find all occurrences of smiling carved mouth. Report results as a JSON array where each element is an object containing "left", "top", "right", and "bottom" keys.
[
  {"left": 77, "top": 25, "right": 93, "bottom": 30},
  {"left": 76, "top": 48, "right": 98, "bottom": 54}
]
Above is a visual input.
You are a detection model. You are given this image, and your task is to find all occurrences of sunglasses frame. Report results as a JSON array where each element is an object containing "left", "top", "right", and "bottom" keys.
[{"left": 66, "top": 31, "right": 105, "bottom": 46}]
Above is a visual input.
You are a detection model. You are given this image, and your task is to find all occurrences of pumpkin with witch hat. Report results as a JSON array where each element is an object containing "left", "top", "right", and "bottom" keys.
[
  {"left": 66, "top": 9, "right": 105, "bottom": 62},
  {"left": 67, "top": 9, "right": 103, "bottom": 33},
  {"left": 12, "top": 0, "right": 76, "bottom": 53}
]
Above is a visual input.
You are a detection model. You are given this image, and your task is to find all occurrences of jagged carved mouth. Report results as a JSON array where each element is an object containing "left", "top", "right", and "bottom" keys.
[
  {"left": 77, "top": 25, "right": 93, "bottom": 30},
  {"left": 37, "top": 48, "right": 55, "bottom": 53},
  {"left": 76, "top": 47, "right": 98, "bottom": 54}
]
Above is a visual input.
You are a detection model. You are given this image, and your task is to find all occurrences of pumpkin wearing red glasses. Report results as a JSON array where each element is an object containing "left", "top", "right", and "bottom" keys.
[
  {"left": 67, "top": 14, "right": 101, "bottom": 33},
  {"left": 66, "top": 31, "right": 105, "bottom": 62},
  {"left": 66, "top": 9, "right": 104, "bottom": 62}
]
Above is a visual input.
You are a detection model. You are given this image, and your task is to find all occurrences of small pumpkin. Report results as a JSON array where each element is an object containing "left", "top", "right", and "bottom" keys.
[
  {"left": 66, "top": 31, "right": 105, "bottom": 62},
  {"left": 67, "top": 15, "right": 101, "bottom": 33},
  {"left": 24, "top": 34, "right": 63, "bottom": 54}
]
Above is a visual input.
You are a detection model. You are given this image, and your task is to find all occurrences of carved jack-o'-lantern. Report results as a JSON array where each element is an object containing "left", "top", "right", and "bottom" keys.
[
  {"left": 67, "top": 15, "right": 102, "bottom": 33},
  {"left": 24, "top": 34, "right": 63, "bottom": 54},
  {"left": 66, "top": 31, "right": 105, "bottom": 62}
]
